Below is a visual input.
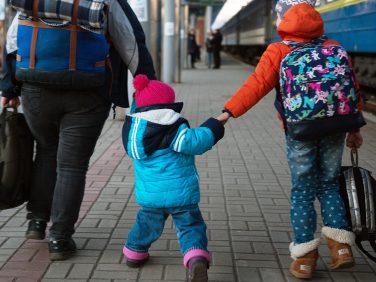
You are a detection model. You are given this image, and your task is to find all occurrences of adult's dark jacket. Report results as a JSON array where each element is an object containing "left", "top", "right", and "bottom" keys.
[
  {"left": 187, "top": 33, "right": 197, "bottom": 55},
  {"left": 212, "top": 31, "right": 223, "bottom": 52}
]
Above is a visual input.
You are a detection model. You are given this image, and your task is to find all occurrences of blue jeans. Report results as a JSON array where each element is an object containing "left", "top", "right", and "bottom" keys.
[
  {"left": 126, "top": 204, "right": 208, "bottom": 255},
  {"left": 22, "top": 84, "right": 111, "bottom": 240},
  {"left": 207, "top": 52, "right": 213, "bottom": 68},
  {"left": 286, "top": 133, "right": 350, "bottom": 244}
]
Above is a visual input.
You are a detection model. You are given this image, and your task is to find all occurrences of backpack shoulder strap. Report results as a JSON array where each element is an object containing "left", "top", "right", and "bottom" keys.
[
  {"left": 69, "top": 0, "right": 80, "bottom": 71},
  {"left": 281, "top": 35, "right": 329, "bottom": 49},
  {"left": 32, "top": 0, "right": 39, "bottom": 21},
  {"left": 29, "top": 0, "right": 40, "bottom": 69},
  {"left": 322, "top": 38, "right": 340, "bottom": 47}
]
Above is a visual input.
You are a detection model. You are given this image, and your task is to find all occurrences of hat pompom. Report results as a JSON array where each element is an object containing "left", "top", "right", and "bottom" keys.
[
  {"left": 134, "top": 76, "right": 176, "bottom": 107},
  {"left": 133, "top": 74, "right": 149, "bottom": 91}
]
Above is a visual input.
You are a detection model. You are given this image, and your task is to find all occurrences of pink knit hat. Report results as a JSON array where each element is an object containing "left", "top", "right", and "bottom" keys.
[{"left": 134, "top": 74, "right": 175, "bottom": 107}]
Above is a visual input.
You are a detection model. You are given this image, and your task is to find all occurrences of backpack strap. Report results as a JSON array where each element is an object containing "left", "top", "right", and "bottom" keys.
[
  {"left": 29, "top": 0, "right": 40, "bottom": 69},
  {"left": 69, "top": 0, "right": 80, "bottom": 71},
  {"left": 282, "top": 35, "right": 328, "bottom": 49},
  {"left": 32, "top": 0, "right": 39, "bottom": 21},
  {"left": 27, "top": 0, "right": 80, "bottom": 71}
]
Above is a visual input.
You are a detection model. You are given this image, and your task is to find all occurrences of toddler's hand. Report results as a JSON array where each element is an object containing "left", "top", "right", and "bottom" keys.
[
  {"left": 346, "top": 131, "right": 363, "bottom": 149},
  {"left": 216, "top": 112, "right": 231, "bottom": 125}
]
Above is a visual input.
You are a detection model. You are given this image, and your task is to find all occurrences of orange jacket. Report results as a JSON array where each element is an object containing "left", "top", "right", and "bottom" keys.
[{"left": 224, "top": 3, "right": 362, "bottom": 118}]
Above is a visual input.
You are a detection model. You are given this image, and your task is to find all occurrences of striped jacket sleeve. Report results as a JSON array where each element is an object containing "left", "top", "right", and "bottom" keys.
[{"left": 171, "top": 118, "right": 225, "bottom": 155}]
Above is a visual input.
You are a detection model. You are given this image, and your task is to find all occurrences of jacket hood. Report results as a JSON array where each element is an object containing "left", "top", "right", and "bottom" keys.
[
  {"left": 277, "top": 3, "right": 324, "bottom": 42},
  {"left": 123, "top": 107, "right": 187, "bottom": 160},
  {"left": 135, "top": 102, "right": 184, "bottom": 114},
  {"left": 132, "top": 108, "right": 182, "bottom": 125}
]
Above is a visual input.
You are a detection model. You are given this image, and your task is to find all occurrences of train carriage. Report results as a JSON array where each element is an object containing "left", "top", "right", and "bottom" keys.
[
  {"left": 221, "top": 0, "right": 376, "bottom": 90},
  {"left": 318, "top": 0, "right": 376, "bottom": 89}
]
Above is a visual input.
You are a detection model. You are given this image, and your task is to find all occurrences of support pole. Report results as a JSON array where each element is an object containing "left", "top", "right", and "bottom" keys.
[
  {"left": 205, "top": 5, "right": 213, "bottom": 34},
  {"left": 189, "top": 13, "right": 196, "bottom": 30},
  {"left": 183, "top": 4, "right": 189, "bottom": 69},
  {"left": 204, "top": 5, "right": 213, "bottom": 70},
  {"left": 0, "top": 0, "right": 6, "bottom": 74},
  {"left": 175, "top": 0, "right": 181, "bottom": 83},
  {"left": 179, "top": 2, "right": 186, "bottom": 73},
  {"left": 162, "top": 0, "right": 175, "bottom": 83}
]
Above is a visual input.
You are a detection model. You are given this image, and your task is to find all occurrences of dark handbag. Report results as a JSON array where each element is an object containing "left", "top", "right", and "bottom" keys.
[
  {"left": 339, "top": 150, "right": 376, "bottom": 262},
  {"left": 0, "top": 107, "right": 34, "bottom": 210}
]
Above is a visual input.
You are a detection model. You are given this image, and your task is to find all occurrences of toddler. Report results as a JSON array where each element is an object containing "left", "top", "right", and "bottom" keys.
[{"left": 122, "top": 74, "right": 224, "bottom": 282}]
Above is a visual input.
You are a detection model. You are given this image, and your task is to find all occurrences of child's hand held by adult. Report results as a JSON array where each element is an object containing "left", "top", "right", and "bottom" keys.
[
  {"left": 216, "top": 112, "right": 231, "bottom": 125},
  {"left": 346, "top": 131, "right": 363, "bottom": 149}
]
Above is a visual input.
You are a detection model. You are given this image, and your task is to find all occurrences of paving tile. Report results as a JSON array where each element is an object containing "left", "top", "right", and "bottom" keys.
[
  {"left": 237, "top": 267, "right": 261, "bottom": 282},
  {"left": 139, "top": 265, "right": 164, "bottom": 280},
  {"left": 68, "top": 263, "right": 95, "bottom": 279},
  {"left": 44, "top": 262, "right": 72, "bottom": 279}
]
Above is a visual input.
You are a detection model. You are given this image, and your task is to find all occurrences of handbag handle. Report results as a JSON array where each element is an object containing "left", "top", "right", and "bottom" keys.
[
  {"left": 1, "top": 106, "right": 18, "bottom": 114},
  {"left": 0, "top": 107, "right": 19, "bottom": 142},
  {"left": 351, "top": 149, "right": 358, "bottom": 167}
]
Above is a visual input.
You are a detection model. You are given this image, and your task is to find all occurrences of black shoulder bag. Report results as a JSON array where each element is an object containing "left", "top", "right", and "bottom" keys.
[
  {"left": 0, "top": 107, "right": 34, "bottom": 210},
  {"left": 340, "top": 149, "right": 376, "bottom": 262}
]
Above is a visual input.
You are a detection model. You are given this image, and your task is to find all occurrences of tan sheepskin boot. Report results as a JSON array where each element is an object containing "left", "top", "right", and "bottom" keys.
[
  {"left": 289, "top": 238, "right": 320, "bottom": 279},
  {"left": 322, "top": 227, "right": 355, "bottom": 270}
]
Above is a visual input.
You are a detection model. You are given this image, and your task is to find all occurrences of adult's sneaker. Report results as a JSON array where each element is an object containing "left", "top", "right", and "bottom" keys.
[
  {"left": 49, "top": 238, "right": 77, "bottom": 261},
  {"left": 25, "top": 219, "right": 47, "bottom": 240}
]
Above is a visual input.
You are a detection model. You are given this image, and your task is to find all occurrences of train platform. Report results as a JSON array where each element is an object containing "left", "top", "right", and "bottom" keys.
[{"left": 1, "top": 54, "right": 376, "bottom": 282}]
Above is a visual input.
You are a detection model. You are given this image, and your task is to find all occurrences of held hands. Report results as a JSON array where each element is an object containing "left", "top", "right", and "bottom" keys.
[
  {"left": 346, "top": 131, "right": 363, "bottom": 149},
  {"left": 1, "top": 97, "right": 20, "bottom": 108},
  {"left": 216, "top": 112, "right": 231, "bottom": 125}
]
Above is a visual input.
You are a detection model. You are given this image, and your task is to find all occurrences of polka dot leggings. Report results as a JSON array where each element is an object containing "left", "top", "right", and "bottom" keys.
[{"left": 286, "top": 133, "right": 350, "bottom": 244}]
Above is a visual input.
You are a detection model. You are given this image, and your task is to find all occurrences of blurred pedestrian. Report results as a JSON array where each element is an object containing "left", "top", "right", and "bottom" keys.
[
  {"left": 212, "top": 29, "right": 223, "bottom": 69},
  {"left": 205, "top": 30, "right": 214, "bottom": 68},
  {"left": 196, "top": 44, "right": 201, "bottom": 62},
  {"left": 0, "top": 0, "right": 156, "bottom": 261},
  {"left": 187, "top": 29, "right": 198, "bottom": 69},
  {"left": 217, "top": 0, "right": 366, "bottom": 279},
  {"left": 122, "top": 74, "right": 224, "bottom": 282}
]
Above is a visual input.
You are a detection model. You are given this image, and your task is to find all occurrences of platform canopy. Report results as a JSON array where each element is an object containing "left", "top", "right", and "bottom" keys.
[{"left": 183, "top": 0, "right": 225, "bottom": 6}]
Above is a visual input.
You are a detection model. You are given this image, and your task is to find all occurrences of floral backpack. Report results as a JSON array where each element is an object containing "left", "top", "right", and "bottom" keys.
[{"left": 278, "top": 37, "right": 366, "bottom": 140}]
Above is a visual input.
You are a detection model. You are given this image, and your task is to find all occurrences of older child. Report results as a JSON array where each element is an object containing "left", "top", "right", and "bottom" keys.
[
  {"left": 217, "top": 0, "right": 365, "bottom": 279},
  {"left": 122, "top": 74, "right": 224, "bottom": 282}
]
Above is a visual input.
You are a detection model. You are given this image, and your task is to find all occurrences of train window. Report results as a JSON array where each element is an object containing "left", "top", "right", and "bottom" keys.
[{"left": 316, "top": 0, "right": 338, "bottom": 6}]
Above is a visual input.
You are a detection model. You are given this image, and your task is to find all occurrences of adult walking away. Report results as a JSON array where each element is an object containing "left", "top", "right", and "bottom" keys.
[
  {"left": 212, "top": 29, "right": 223, "bottom": 69},
  {"left": 217, "top": 0, "right": 365, "bottom": 279},
  {"left": 0, "top": 0, "right": 155, "bottom": 261},
  {"left": 187, "top": 29, "right": 198, "bottom": 69}
]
